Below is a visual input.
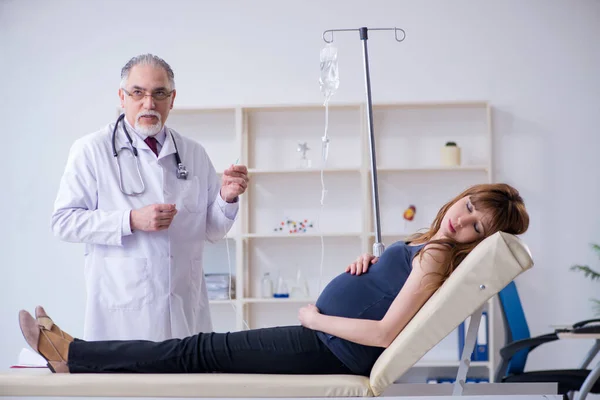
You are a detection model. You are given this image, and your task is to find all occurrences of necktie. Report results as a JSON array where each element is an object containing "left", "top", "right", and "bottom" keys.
[{"left": 144, "top": 136, "right": 159, "bottom": 157}]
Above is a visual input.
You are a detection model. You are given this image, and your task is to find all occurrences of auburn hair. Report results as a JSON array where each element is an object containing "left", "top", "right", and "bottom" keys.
[{"left": 407, "top": 183, "right": 530, "bottom": 289}]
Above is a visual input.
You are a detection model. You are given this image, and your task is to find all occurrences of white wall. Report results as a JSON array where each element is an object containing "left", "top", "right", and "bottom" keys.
[{"left": 2, "top": 0, "right": 600, "bottom": 379}]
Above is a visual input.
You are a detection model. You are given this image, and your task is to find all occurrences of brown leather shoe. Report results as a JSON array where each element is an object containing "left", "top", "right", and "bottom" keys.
[
  {"left": 35, "top": 306, "right": 74, "bottom": 342},
  {"left": 18, "top": 310, "right": 70, "bottom": 373}
]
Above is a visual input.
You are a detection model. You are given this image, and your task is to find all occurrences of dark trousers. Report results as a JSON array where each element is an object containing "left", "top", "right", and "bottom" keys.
[{"left": 68, "top": 325, "right": 355, "bottom": 375}]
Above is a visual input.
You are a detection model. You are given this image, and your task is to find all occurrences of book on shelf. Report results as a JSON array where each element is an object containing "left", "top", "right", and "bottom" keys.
[{"left": 457, "top": 311, "right": 488, "bottom": 362}]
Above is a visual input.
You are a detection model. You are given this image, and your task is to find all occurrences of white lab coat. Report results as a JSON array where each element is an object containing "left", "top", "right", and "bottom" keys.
[{"left": 51, "top": 121, "right": 237, "bottom": 341}]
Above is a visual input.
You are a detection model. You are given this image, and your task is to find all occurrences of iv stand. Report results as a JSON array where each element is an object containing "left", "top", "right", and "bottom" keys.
[{"left": 322, "top": 27, "right": 406, "bottom": 256}]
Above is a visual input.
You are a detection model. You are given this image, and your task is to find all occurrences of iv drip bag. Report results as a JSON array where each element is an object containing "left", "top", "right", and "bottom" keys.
[{"left": 319, "top": 43, "right": 339, "bottom": 102}]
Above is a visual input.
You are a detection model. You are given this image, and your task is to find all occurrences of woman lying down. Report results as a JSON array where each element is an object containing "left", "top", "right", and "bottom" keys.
[{"left": 19, "top": 183, "right": 529, "bottom": 376}]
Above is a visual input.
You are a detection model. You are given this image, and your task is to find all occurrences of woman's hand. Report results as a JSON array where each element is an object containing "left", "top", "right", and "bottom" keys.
[
  {"left": 345, "top": 253, "right": 379, "bottom": 275},
  {"left": 298, "top": 304, "right": 321, "bottom": 329}
]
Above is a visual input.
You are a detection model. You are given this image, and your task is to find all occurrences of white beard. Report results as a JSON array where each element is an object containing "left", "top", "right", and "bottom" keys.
[{"left": 135, "top": 110, "right": 163, "bottom": 136}]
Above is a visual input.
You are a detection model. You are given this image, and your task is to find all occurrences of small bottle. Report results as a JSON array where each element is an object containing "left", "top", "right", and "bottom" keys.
[{"left": 261, "top": 273, "right": 273, "bottom": 298}]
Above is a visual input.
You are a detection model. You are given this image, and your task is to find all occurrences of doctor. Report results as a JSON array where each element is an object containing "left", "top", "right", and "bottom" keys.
[{"left": 51, "top": 54, "right": 248, "bottom": 341}]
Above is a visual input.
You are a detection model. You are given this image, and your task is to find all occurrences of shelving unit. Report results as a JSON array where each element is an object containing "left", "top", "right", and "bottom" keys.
[{"left": 162, "top": 101, "right": 496, "bottom": 382}]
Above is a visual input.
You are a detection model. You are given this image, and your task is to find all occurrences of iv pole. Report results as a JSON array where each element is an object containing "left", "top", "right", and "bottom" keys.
[{"left": 322, "top": 27, "right": 406, "bottom": 256}]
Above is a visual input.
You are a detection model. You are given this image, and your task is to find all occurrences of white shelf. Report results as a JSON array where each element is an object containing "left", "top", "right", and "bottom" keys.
[
  {"left": 377, "top": 166, "right": 488, "bottom": 173},
  {"left": 372, "top": 101, "right": 489, "bottom": 109},
  {"left": 209, "top": 299, "right": 236, "bottom": 305},
  {"left": 243, "top": 297, "right": 317, "bottom": 304},
  {"left": 243, "top": 103, "right": 360, "bottom": 112},
  {"left": 368, "top": 232, "right": 411, "bottom": 238},
  {"left": 169, "top": 101, "right": 488, "bottom": 111},
  {"left": 243, "top": 232, "right": 361, "bottom": 239},
  {"left": 210, "top": 298, "right": 317, "bottom": 305},
  {"left": 246, "top": 166, "right": 487, "bottom": 174},
  {"left": 248, "top": 167, "right": 360, "bottom": 174},
  {"left": 168, "top": 106, "right": 237, "bottom": 113}
]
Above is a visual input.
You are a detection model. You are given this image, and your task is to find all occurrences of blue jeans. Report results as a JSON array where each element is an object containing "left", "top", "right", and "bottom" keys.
[{"left": 68, "top": 325, "right": 356, "bottom": 375}]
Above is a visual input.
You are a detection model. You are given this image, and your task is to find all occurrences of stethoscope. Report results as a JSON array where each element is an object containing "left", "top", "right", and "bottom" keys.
[{"left": 112, "top": 113, "right": 188, "bottom": 196}]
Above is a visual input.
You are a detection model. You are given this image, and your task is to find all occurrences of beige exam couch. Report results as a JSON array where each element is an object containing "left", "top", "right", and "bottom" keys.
[{"left": 0, "top": 232, "right": 533, "bottom": 398}]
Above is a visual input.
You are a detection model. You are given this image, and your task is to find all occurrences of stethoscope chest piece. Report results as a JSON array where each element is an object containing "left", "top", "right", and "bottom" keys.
[{"left": 177, "top": 163, "right": 188, "bottom": 180}]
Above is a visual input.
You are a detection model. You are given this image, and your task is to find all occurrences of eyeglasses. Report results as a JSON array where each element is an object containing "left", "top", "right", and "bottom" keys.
[{"left": 122, "top": 88, "right": 174, "bottom": 102}]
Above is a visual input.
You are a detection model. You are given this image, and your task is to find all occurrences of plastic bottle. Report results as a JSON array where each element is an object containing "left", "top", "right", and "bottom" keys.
[{"left": 261, "top": 273, "right": 273, "bottom": 298}]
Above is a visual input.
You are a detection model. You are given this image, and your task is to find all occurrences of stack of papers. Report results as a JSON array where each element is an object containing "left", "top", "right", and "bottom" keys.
[
  {"left": 11, "top": 348, "right": 47, "bottom": 368},
  {"left": 205, "top": 273, "right": 234, "bottom": 300}
]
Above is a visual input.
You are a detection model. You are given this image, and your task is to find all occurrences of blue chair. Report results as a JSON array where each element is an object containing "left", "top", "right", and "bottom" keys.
[{"left": 495, "top": 281, "right": 600, "bottom": 399}]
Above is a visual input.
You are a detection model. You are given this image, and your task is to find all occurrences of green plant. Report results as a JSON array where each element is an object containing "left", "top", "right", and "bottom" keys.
[{"left": 570, "top": 243, "right": 600, "bottom": 316}]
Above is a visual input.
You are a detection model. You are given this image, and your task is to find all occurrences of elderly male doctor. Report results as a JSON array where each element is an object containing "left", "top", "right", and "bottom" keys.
[{"left": 51, "top": 54, "right": 249, "bottom": 341}]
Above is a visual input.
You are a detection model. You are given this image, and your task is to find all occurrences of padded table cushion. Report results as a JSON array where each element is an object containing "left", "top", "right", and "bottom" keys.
[
  {"left": 0, "top": 232, "right": 533, "bottom": 398},
  {"left": 0, "top": 369, "right": 373, "bottom": 397}
]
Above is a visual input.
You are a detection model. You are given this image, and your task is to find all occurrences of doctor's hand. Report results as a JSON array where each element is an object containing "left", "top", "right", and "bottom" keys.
[
  {"left": 298, "top": 304, "right": 321, "bottom": 330},
  {"left": 130, "top": 204, "right": 178, "bottom": 232},
  {"left": 345, "top": 253, "right": 378, "bottom": 275},
  {"left": 220, "top": 164, "right": 249, "bottom": 203}
]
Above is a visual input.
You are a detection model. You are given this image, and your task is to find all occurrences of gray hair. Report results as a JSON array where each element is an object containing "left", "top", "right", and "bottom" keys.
[{"left": 120, "top": 54, "right": 176, "bottom": 90}]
